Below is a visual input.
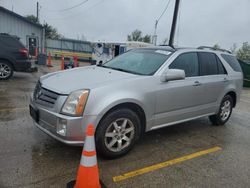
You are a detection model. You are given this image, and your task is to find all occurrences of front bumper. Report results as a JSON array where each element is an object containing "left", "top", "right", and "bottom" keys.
[{"left": 30, "top": 102, "right": 99, "bottom": 146}]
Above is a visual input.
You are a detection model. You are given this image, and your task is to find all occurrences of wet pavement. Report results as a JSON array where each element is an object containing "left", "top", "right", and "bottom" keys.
[{"left": 0, "top": 65, "right": 250, "bottom": 188}]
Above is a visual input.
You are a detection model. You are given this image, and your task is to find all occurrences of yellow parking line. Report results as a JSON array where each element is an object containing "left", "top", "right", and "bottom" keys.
[
  {"left": 0, "top": 107, "right": 28, "bottom": 112},
  {"left": 113, "top": 146, "right": 222, "bottom": 182}
]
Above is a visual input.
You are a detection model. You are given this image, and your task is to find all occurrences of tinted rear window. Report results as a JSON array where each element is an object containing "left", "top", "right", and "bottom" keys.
[
  {"left": 198, "top": 52, "right": 218, "bottom": 75},
  {"left": 221, "top": 54, "right": 242, "bottom": 72},
  {"left": 0, "top": 36, "right": 24, "bottom": 48}
]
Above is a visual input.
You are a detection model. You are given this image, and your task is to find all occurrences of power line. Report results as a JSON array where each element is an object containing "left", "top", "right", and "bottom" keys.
[
  {"left": 42, "top": 0, "right": 89, "bottom": 12},
  {"left": 44, "top": 0, "right": 104, "bottom": 20},
  {"left": 157, "top": 0, "right": 171, "bottom": 22},
  {"left": 152, "top": 0, "right": 171, "bottom": 45},
  {"left": 59, "top": 0, "right": 89, "bottom": 11}
]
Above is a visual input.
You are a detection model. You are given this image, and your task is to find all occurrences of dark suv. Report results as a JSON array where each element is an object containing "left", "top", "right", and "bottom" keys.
[{"left": 0, "top": 33, "right": 34, "bottom": 80}]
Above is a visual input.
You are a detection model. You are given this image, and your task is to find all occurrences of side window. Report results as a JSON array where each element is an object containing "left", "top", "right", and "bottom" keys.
[
  {"left": 221, "top": 54, "right": 242, "bottom": 72},
  {"left": 198, "top": 52, "right": 218, "bottom": 76},
  {"left": 169, "top": 52, "right": 199, "bottom": 77},
  {"left": 217, "top": 56, "right": 227, "bottom": 74}
]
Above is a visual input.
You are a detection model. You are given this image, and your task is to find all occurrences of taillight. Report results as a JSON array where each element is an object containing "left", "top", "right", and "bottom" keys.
[{"left": 19, "top": 48, "right": 28, "bottom": 57}]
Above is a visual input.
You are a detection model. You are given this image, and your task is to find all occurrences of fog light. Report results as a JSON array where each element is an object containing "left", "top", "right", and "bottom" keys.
[{"left": 57, "top": 118, "right": 67, "bottom": 136}]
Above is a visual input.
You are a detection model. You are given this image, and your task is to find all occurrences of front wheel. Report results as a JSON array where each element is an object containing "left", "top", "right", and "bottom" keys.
[
  {"left": 95, "top": 108, "right": 141, "bottom": 159},
  {"left": 209, "top": 95, "right": 233, "bottom": 126}
]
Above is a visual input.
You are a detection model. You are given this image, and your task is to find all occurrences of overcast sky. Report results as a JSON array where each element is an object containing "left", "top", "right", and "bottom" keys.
[{"left": 1, "top": 0, "right": 250, "bottom": 49}]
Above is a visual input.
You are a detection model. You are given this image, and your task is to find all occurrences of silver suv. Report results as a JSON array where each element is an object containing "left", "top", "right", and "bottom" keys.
[{"left": 30, "top": 46, "right": 243, "bottom": 158}]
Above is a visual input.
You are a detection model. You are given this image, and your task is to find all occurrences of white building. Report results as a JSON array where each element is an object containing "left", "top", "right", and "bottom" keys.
[{"left": 0, "top": 6, "right": 45, "bottom": 56}]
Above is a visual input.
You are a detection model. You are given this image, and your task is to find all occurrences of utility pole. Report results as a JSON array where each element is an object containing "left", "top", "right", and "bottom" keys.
[
  {"left": 169, "top": 0, "right": 180, "bottom": 47},
  {"left": 152, "top": 20, "right": 158, "bottom": 46},
  {"left": 36, "top": 2, "right": 39, "bottom": 23}
]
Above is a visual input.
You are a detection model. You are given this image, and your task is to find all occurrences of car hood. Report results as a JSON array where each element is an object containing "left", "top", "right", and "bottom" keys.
[{"left": 40, "top": 66, "right": 137, "bottom": 94}]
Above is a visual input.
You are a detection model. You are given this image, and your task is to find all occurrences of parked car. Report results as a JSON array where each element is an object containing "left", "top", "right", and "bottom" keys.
[
  {"left": 0, "top": 33, "right": 36, "bottom": 80},
  {"left": 30, "top": 46, "right": 243, "bottom": 158}
]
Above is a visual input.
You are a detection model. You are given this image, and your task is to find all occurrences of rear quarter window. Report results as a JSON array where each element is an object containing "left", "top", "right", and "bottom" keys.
[{"left": 221, "top": 54, "right": 242, "bottom": 72}]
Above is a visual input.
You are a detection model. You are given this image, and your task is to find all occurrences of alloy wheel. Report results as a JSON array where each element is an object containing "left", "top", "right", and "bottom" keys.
[
  {"left": 104, "top": 118, "right": 135, "bottom": 152},
  {"left": 220, "top": 100, "right": 231, "bottom": 121},
  {"left": 0, "top": 63, "right": 11, "bottom": 79}
]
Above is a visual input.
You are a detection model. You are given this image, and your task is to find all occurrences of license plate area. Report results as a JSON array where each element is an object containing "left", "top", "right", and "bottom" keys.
[{"left": 29, "top": 105, "right": 39, "bottom": 122}]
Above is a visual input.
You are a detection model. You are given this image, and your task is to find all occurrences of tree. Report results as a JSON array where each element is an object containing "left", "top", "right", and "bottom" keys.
[
  {"left": 143, "top": 35, "right": 151, "bottom": 43},
  {"left": 25, "top": 15, "right": 61, "bottom": 39},
  {"left": 237, "top": 42, "right": 250, "bottom": 62},
  {"left": 212, "top": 43, "right": 221, "bottom": 50},
  {"left": 26, "top": 15, "right": 39, "bottom": 24},
  {"left": 127, "top": 29, "right": 151, "bottom": 43},
  {"left": 43, "top": 23, "right": 62, "bottom": 39},
  {"left": 230, "top": 43, "right": 237, "bottom": 55}
]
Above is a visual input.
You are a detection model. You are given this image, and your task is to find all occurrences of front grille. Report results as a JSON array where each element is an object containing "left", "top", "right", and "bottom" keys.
[{"left": 33, "top": 81, "right": 59, "bottom": 108}]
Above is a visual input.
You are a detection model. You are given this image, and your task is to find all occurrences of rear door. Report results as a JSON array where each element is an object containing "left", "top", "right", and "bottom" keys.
[{"left": 197, "top": 52, "right": 228, "bottom": 111}]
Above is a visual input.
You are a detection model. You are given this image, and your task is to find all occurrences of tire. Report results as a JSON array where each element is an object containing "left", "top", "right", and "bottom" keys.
[
  {"left": 0, "top": 61, "right": 14, "bottom": 80},
  {"left": 209, "top": 95, "right": 233, "bottom": 126},
  {"left": 95, "top": 108, "right": 141, "bottom": 159}
]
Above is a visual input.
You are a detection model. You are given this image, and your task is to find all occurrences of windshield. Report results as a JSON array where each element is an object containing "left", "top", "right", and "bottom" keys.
[{"left": 102, "top": 49, "right": 172, "bottom": 75}]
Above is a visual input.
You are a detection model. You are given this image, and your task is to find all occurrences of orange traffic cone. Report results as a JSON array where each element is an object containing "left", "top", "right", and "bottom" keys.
[
  {"left": 67, "top": 124, "right": 106, "bottom": 188},
  {"left": 67, "top": 124, "right": 101, "bottom": 188},
  {"left": 47, "top": 52, "right": 52, "bottom": 67},
  {"left": 73, "top": 55, "right": 78, "bottom": 68},
  {"left": 75, "top": 124, "right": 101, "bottom": 188},
  {"left": 35, "top": 47, "right": 38, "bottom": 59},
  {"left": 61, "top": 54, "right": 64, "bottom": 70}
]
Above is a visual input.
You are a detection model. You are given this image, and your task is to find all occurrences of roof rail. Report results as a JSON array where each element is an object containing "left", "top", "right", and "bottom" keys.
[{"left": 197, "top": 46, "right": 232, "bottom": 54}]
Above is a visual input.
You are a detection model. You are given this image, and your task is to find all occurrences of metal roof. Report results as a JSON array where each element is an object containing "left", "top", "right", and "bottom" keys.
[{"left": 0, "top": 6, "right": 43, "bottom": 29}]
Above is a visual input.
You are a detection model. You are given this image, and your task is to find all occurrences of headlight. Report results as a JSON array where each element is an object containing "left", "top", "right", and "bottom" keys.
[{"left": 61, "top": 90, "right": 89, "bottom": 116}]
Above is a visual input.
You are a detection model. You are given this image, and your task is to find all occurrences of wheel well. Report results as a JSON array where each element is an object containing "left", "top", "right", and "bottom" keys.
[
  {"left": 0, "top": 58, "right": 15, "bottom": 70},
  {"left": 226, "top": 91, "right": 237, "bottom": 107},
  {"left": 99, "top": 102, "right": 146, "bottom": 134}
]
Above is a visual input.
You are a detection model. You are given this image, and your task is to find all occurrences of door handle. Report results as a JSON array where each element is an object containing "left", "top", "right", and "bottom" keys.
[
  {"left": 223, "top": 78, "right": 229, "bottom": 82},
  {"left": 193, "top": 81, "right": 202, "bottom": 86}
]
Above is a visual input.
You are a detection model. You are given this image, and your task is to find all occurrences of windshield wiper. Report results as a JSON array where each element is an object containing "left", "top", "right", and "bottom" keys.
[
  {"left": 97, "top": 64, "right": 144, "bottom": 75},
  {"left": 108, "top": 67, "right": 144, "bottom": 75}
]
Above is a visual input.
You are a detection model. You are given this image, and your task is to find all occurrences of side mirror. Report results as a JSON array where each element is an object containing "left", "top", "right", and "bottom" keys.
[{"left": 161, "top": 69, "right": 185, "bottom": 82}]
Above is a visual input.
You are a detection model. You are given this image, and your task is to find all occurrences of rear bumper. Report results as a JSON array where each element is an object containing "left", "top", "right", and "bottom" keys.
[{"left": 14, "top": 59, "right": 32, "bottom": 72}]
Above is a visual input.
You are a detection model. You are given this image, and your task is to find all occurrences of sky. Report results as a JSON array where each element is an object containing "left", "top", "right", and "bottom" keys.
[{"left": 0, "top": 0, "right": 250, "bottom": 49}]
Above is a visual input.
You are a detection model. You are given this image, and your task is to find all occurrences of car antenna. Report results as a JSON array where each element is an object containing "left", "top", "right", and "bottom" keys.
[{"left": 169, "top": 0, "right": 181, "bottom": 48}]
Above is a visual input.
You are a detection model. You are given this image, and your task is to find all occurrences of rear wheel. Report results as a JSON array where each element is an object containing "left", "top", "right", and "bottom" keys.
[
  {"left": 95, "top": 108, "right": 141, "bottom": 159},
  {"left": 209, "top": 95, "right": 233, "bottom": 126},
  {"left": 0, "top": 61, "right": 13, "bottom": 80}
]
